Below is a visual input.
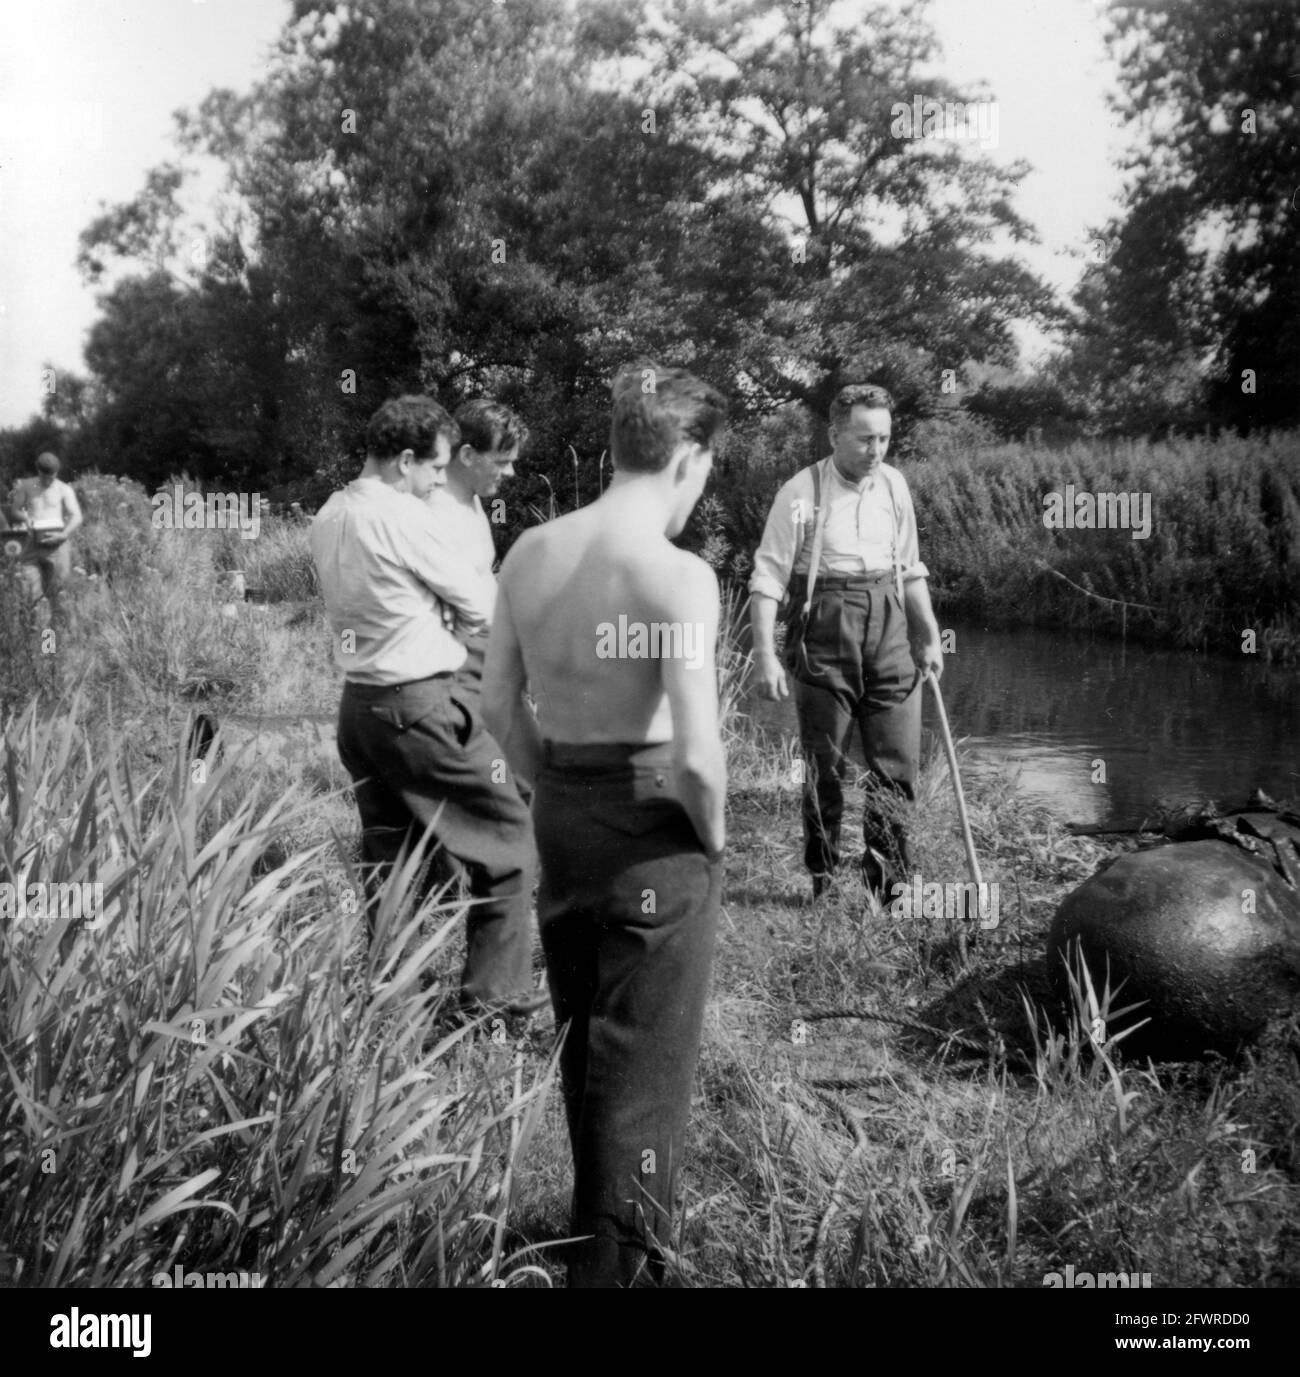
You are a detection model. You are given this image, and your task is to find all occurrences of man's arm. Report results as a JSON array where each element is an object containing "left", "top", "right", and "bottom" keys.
[
  {"left": 398, "top": 505, "right": 493, "bottom": 632},
  {"left": 749, "top": 592, "right": 788, "bottom": 701},
  {"left": 748, "top": 474, "right": 806, "bottom": 701},
  {"left": 892, "top": 471, "right": 942, "bottom": 679},
  {"left": 661, "top": 557, "right": 726, "bottom": 856},
  {"left": 904, "top": 577, "right": 943, "bottom": 680},
  {"left": 57, "top": 486, "right": 83, "bottom": 542},
  {"left": 482, "top": 561, "right": 543, "bottom": 788}
]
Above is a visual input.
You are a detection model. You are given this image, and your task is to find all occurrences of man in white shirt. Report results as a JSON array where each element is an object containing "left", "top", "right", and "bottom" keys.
[
  {"left": 310, "top": 395, "right": 541, "bottom": 1018},
  {"left": 749, "top": 384, "right": 943, "bottom": 901},
  {"left": 13, "top": 452, "right": 82, "bottom": 620},
  {"left": 424, "top": 398, "right": 527, "bottom": 689}
]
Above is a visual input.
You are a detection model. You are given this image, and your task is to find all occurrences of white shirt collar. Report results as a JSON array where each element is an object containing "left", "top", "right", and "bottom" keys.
[{"left": 827, "top": 456, "right": 882, "bottom": 493}]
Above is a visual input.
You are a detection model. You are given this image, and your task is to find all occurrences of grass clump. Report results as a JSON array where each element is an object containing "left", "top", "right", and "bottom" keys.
[{"left": 0, "top": 694, "right": 554, "bottom": 1288}]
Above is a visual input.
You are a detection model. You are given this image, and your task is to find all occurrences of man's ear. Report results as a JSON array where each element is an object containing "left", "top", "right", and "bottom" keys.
[{"left": 672, "top": 442, "right": 705, "bottom": 485}]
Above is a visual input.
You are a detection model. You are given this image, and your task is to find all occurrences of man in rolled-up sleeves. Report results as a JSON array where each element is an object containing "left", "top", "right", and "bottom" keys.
[
  {"left": 424, "top": 398, "right": 527, "bottom": 694},
  {"left": 310, "top": 395, "right": 541, "bottom": 1019},
  {"left": 749, "top": 384, "right": 943, "bottom": 902},
  {"left": 14, "top": 452, "right": 82, "bottom": 621}
]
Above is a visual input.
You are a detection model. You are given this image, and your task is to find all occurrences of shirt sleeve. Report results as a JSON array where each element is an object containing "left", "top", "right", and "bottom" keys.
[
  {"left": 395, "top": 500, "right": 495, "bottom": 629},
  {"left": 748, "top": 471, "right": 813, "bottom": 603},
  {"left": 891, "top": 470, "right": 930, "bottom": 583}
]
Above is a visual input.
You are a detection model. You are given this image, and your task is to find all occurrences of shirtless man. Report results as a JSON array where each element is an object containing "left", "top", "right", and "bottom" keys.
[
  {"left": 483, "top": 363, "right": 728, "bottom": 1288},
  {"left": 14, "top": 452, "right": 83, "bottom": 620}
]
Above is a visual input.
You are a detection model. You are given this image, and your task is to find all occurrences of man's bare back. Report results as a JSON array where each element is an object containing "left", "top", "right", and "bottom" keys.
[
  {"left": 498, "top": 500, "right": 717, "bottom": 745},
  {"left": 484, "top": 363, "right": 727, "bottom": 857}
]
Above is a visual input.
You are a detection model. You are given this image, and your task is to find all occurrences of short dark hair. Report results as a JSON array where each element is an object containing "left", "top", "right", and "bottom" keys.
[
  {"left": 453, "top": 399, "right": 528, "bottom": 456},
  {"left": 35, "top": 452, "right": 60, "bottom": 474},
  {"left": 829, "top": 384, "right": 894, "bottom": 427},
  {"left": 610, "top": 362, "right": 728, "bottom": 474},
  {"left": 365, "top": 395, "right": 459, "bottom": 460}
]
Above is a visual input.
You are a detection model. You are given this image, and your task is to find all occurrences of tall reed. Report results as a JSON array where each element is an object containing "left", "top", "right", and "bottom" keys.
[{"left": 0, "top": 693, "right": 553, "bottom": 1287}]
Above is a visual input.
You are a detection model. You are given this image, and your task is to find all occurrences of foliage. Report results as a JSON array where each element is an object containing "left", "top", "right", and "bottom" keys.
[
  {"left": 0, "top": 695, "right": 554, "bottom": 1287},
  {"left": 909, "top": 427, "right": 1300, "bottom": 661},
  {"left": 1061, "top": 0, "right": 1300, "bottom": 432},
  {"left": 49, "top": 0, "right": 1058, "bottom": 537}
]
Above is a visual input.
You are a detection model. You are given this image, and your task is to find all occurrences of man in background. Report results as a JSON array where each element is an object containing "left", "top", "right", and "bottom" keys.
[
  {"left": 310, "top": 395, "right": 542, "bottom": 1020},
  {"left": 13, "top": 452, "right": 82, "bottom": 620},
  {"left": 748, "top": 384, "right": 942, "bottom": 903},
  {"left": 425, "top": 398, "right": 527, "bottom": 691},
  {"left": 484, "top": 362, "right": 728, "bottom": 1287}
]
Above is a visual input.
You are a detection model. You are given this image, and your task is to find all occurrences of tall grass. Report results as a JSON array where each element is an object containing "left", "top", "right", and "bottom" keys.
[
  {"left": 909, "top": 429, "right": 1300, "bottom": 661},
  {"left": 4, "top": 466, "right": 1296, "bottom": 1289},
  {"left": 0, "top": 695, "right": 555, "bottom": 1287}
]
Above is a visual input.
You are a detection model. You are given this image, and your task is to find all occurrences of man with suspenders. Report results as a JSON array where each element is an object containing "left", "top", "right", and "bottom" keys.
[{"left": 749, "top": 384, "right": 943, "bottom": 901}]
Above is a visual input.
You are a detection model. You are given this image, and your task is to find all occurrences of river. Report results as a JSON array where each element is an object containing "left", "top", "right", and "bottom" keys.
[{"left": 745, "top": 621, "right": 1300, "bottom": 829}]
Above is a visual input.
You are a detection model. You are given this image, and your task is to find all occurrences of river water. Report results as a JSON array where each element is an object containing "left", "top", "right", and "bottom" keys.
[{"left": 745, "top": 621, "right": 1300, "bottom": 829}]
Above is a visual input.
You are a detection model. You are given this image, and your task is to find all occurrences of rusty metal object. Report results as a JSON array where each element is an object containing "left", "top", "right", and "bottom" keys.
[{"left": 1048, "top": 820, "right": 1300, "bottom": 1058}]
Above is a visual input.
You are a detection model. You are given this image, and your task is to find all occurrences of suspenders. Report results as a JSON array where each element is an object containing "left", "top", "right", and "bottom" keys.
[
  {"left": 800, "top": 458, "right": 829, "bottom": 619},
  {"left": 795, "top": 458, "right": 904, "bottom": 614}
]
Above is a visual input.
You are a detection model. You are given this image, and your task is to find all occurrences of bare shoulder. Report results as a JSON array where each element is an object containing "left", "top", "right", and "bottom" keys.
[
  {"left": 647, "top": 546, "right": 719, "bottom": 619},
  {"left": 498, "top": 526, "right": 543, "bottom": 583}
]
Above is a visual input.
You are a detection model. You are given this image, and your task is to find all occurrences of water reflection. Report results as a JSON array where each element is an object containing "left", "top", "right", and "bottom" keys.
[{"left": 746, "top": 623, "right": 1300, "bottom": 828}]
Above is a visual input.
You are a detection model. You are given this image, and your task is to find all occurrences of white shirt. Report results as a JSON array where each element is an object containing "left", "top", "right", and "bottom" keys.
[
  {"left": 310, "top": 477, "right": 493, "bottom": 685},
  {"left": 748, "top": 457, "right": 928, "bottom": 603},
  {"left": 424, "top": 488, "right": 498, "bottom": 627}
]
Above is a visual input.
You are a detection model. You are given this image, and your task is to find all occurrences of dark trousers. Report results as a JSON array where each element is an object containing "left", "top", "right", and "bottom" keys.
[
  {"left": 336, "top": 674, "right": 535, "bottom": 1006},
  {"left": 19, "top": 544, "right": 70, "bottom": 618},
  {"left": 453, "top": 634, "right": 487, "bottom": 696},
  {"left": 533, "top": 740, "right": 722, "bottom": 1288},
  {"left": 784, "top": 573, "right": 921, "bottom": 884}
]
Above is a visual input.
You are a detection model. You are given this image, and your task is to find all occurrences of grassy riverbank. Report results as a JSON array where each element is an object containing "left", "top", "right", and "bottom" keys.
[
  {"left": 1, "top": 506, "right": 1297, "bottom": 1288},
  {"left": 908, "top": 428, "right": 1300, "bottom": 664}
]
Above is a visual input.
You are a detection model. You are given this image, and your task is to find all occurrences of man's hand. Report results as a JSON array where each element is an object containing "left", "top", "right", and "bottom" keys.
[
  {"left": 903, "top": 579, "right": 943, "bottom": 683},
  {"left": 753, "top": 649, "right": 789, "bottom": 701},
  {"left": 916, "top": 634, "right": 943, "bottom": 681},
  {"left": 748, "top": 595, "right": 790, "bottom": 702}
]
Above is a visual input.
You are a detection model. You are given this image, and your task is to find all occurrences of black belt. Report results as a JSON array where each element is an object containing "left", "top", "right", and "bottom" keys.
[
  {"left": 798, "top": 571, "right": 895, "bottom": 591},
  {"left": 343, "top": 671, "right": 455, "bottom": 696},
  {"left": 541, "top": 739, "right": 674, "bottom": 768}
]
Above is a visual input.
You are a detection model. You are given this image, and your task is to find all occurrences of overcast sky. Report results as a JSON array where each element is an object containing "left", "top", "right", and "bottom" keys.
[{"left": 0, "top": 0, "right": 1128, "bottom": 429}]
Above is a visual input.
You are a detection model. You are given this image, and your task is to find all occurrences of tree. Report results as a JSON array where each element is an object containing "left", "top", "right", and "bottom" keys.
[
  {"left": 623, "top": 0, "right": 1061, "bottom": 453},
  {"left": 1069, "top": 0, "right": 1300, "bottom": 431},
  {"left": 70, "top": 0, "right": 1060, "bottom": 520}
]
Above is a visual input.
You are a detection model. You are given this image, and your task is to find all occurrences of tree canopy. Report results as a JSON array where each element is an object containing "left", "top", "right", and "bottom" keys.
[
  {"left": 1062, "top": 0, "right": 1299, "bottom": 432},
  {"left": 37, "top": 0, "right": 1060, "bottom": 512}
]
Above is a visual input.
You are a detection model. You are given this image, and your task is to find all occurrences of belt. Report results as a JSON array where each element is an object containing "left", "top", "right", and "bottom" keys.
[
  {"left": 541, "top": 739, "right": 674, "bottom": 768},
  {"left": 804, "top": 571, "right": 895, "bottom": 589},
  {"left": 342, "top": 671, "right": 455, "bottom": 696}
]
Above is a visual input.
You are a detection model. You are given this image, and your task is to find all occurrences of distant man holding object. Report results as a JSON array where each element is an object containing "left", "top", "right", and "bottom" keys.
[
  {"left": 14, "top": 452, "right": 82, "bottom": 619},
  {"left": 483, "top": 363, "right": 727, "bottom": 1288},
  {"left": 749, "top": 384, "right": 942, "bottom": 902},
  {"left": 310, "top": 395, "right": 541, "bottom": 1019},
  {"left": 425, "top": 398, "right": 527, "bottom": 690}
]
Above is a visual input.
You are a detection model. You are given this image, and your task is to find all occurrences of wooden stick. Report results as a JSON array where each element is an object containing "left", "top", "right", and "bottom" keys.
[{"left": 926, "top": 669, "right": 980, "bottom": 964}]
